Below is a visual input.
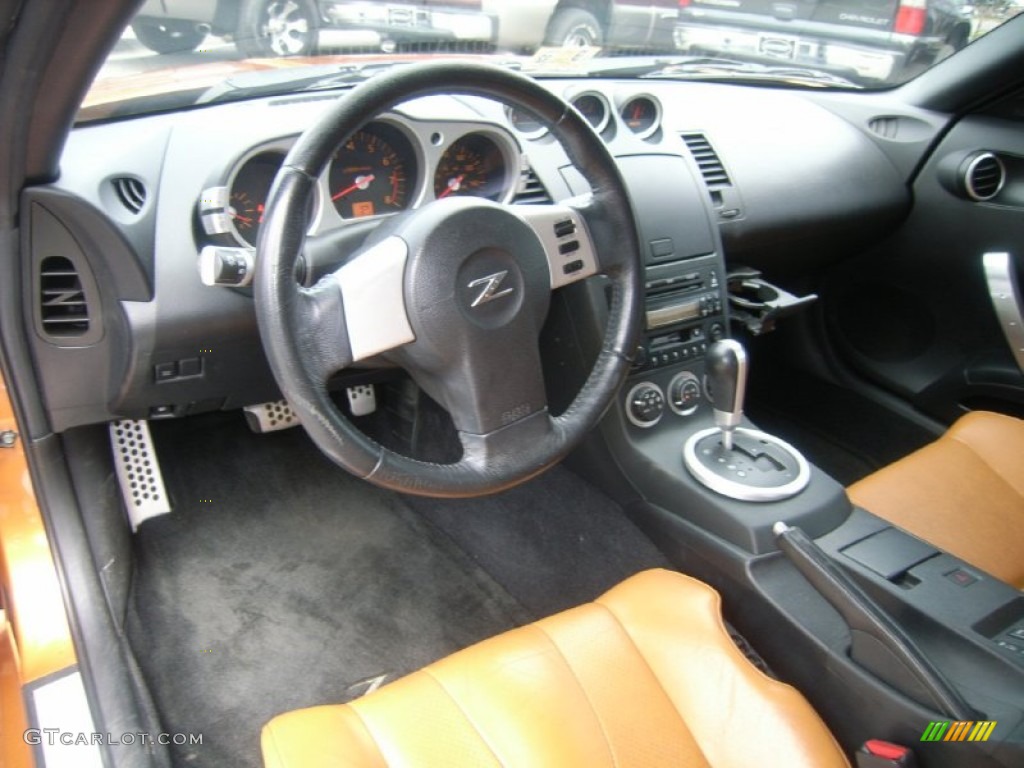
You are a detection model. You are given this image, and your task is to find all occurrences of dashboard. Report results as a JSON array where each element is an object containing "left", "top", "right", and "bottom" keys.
[{"left": 27, "top": 75, "right": 917, "bottom": 433}]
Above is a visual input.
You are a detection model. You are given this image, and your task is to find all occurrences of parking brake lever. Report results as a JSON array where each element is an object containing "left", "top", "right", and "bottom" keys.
[{"left": 773, "top": 522, "right": 976, "bottom": 720}]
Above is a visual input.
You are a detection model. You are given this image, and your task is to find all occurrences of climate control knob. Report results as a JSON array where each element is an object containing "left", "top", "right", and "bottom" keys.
[
  {"left": 668, "top": 371, "right": 701, "bottom": 416},
  {"left": 625, "top": 382, "right": 665, "bottom": 428}
]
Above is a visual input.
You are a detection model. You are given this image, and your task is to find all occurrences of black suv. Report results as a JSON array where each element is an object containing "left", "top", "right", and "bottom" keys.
[{"left": 674, "top": 0, "right": 975, "bottom": 84}]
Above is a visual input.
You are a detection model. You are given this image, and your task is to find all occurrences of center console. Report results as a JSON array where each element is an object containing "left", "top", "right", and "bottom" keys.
[{"left": 555, "top": 149, "right": 1024, "bottom": 767}]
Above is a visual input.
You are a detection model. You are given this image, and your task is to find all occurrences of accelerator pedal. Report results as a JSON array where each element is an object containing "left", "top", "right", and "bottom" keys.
[
  {"left": 110, "top": 420, "right": 171, "bottom": 531},
  {"left": 244, "top": 399, "right": 300, "bottom": 433}
]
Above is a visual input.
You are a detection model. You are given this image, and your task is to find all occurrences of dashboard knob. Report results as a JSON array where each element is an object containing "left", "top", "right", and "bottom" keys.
[
  {"left": 625, "top": 381, "right": 665, "bottom": 428},
  {"left": 668, "top": 371, "right": 701, "bottom": 416}
]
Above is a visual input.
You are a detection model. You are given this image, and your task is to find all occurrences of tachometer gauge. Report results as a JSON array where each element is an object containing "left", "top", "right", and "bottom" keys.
[
  {"left": 433, "top": 133, "right": 508, "bottom": 201},
  {"left": 329, "top": 123, "right": 417, "bottom": 219}
]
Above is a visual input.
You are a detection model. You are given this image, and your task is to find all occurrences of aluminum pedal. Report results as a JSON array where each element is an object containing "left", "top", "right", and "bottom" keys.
[
  {"left": 243, "top": 399, "right": 300, "bottom": 433},
  {"left": 347, "top": 384, "right": 377, "bottom": 417},
  {"left": 109, "top": 420, "right": 171, "bottom": 531}
]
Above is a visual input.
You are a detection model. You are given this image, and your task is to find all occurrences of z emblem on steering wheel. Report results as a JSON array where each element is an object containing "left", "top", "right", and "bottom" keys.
[{"left": 467, "top": 270, "right": 514, "bottom": 307}]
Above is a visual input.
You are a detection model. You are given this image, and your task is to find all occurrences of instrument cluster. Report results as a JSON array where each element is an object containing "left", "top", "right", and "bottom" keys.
[{"left": 199, "top": 117, "right": 522, "bottom": 249}]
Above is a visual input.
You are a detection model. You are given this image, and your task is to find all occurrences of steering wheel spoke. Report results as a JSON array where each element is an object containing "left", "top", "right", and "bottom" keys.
[
  {"left": 514, "top": 200, "right": 600, "bottom": 289},
  {"left": 458, "top": 409, "right": 561, "bottom": 475}
]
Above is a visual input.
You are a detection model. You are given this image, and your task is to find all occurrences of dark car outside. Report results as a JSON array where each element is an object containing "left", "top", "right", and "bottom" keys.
[{"left": 673, "top": 0, "right": 975, "bottom": 84}]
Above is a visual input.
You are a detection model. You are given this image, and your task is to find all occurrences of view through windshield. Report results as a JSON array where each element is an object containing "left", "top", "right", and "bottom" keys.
[{"left": 84, "top": 0, "right": 1022, "bottom": 120}]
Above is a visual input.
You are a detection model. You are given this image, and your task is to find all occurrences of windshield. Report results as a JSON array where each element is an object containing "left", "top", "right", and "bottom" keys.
[{"left": 83, "top": 0, "right": 1022, "bottom": 121}]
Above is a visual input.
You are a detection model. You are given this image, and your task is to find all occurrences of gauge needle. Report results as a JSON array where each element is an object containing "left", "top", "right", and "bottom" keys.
[
  {"left": 438, "top": 175, "right": 464, "bottom": 199},
  {"left": 332, "top": 174, "right": 375, "bottom": 201},
  {"left": 228, "top": 207, "right": 253, "bottom": 225}
]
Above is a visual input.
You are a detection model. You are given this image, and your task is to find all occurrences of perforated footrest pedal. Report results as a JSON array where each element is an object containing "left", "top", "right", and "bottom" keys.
[
  {"left": 244, "top": 399, "right": 300, "bottom": 433},
  {"left": 109, "top": 420, "right": 171, "bottom": 531}
]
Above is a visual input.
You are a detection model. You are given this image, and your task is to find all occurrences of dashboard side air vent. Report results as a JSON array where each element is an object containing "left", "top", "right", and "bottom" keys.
[
  {"left": 868, "top": 116, "right": 900, "bottom": 139},
  {"left": 963, "top": 152, "right": 1005, "bottom": 201},
  {"left": 514, "top": 166, "right": 552, "bottom": 204},
  {"left": 681, "top": 132, "right": 731, "bottom": 187},
  {"left": 112, "top": 176, "right": 147, "bottom": 214},
  {"left": 39, "top": 255, "right": 91, "bottom": 337}
]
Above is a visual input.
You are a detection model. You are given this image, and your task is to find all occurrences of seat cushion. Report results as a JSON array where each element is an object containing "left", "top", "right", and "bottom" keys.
[
  {"left": 848, "top": 410, "right": 1024, "bottom": 588},
  {"left": 262, "top": 569, "right": 848, "bottom": 768}
]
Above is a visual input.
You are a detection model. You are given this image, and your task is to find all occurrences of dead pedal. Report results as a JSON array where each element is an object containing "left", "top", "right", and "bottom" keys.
[
  {"left": 109, "top": 420, "right": 171, "bottom": 531},
  {"left": 244, "top": 399, "right": 300, "bottom": 433}
]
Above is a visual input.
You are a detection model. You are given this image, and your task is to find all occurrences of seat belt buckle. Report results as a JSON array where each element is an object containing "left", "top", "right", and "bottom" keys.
[{"left": 856, "top": 739, "right": 917, "bottom": 768}]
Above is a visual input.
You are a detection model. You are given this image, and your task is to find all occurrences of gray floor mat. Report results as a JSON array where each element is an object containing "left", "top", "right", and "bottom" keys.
[{"left": 130, "top": 414, "right": 530, "bottom": 767}]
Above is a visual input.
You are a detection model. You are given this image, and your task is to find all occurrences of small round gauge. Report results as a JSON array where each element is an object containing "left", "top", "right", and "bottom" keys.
[
  {"left": 620, "top": 95, "right": 661, "bottom": 139},
  {"left": 329, "top": 122, "right": 417, "bottom": 219},
  {"left": 433, "top": 133, "right": 508, "bottom": 201},
  {"left": 571, "top": 92, "right": 610, "bottom": 133},
  {"left": 505, "top": 106, "right": 548, "bottom": 140},
  {"left": 227, "top": 151, "right": 285, "bottom": 246}
]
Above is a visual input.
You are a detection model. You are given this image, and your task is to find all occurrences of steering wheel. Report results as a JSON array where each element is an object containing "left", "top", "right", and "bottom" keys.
[{"left": 255, "top": 61, "right": 642, "bottom": 497}]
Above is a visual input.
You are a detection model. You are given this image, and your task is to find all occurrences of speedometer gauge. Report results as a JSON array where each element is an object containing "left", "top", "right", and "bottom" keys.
[
  {"left": 329, "top": 122, "right": 417, "bottom": 219},
  {"left": 433, "top": 133, "right": 507, "bottom": 201}
]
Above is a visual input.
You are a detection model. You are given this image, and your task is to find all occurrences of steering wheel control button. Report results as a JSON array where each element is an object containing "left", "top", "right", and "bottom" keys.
[
  {"left": 517, "top": 205, "right": 598, "bottom": 289},
  {"left": 683, "top": 427, "right": 811, "bottom": 502},
  {"left": 553, "top": 219, "right": 576, "bottom": 238},
  {"left": 625, "top": 382, "right": 665, "bottom": 429},
  {"left": 667, "top": 371, "right": 701, "bottom": 416},
  {"left": 199, "top": 245, "right": 256, "bottom": 287}
]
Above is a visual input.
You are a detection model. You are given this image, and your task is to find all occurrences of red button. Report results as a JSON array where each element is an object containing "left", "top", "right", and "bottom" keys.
[{"left": 864, "top": 740, "right": 909, "bottom": 760}]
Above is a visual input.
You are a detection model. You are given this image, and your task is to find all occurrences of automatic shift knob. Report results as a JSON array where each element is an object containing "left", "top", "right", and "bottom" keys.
[{"left": 706, "top": 339, "right": 747, "bottom": 450}]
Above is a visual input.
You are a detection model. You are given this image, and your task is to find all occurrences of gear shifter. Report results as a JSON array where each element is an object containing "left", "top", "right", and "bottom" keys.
[
  {"left": 705, "top": 339, "right": 747, "bottom": 451},
  {"left": 682, "top": 338, "right": 811, "bottom": 502}
]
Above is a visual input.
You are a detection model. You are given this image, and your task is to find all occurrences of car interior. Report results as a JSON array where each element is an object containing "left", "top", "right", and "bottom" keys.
[{"left": 1, "top": 1, "right": 1023, "bottom": 767}]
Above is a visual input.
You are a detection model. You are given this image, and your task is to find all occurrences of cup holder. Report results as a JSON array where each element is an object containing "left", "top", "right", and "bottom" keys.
[{"left": 726, "top": 268, "right": 818, "bottom": 335}]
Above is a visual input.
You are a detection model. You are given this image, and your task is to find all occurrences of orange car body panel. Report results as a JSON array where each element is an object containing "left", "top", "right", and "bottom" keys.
[{"left": 0, "top": 369, "right": 78, "bottom": 765}]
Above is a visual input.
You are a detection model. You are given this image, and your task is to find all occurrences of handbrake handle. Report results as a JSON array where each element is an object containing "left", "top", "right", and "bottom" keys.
[{"left": 773, "top": 522, "right": 976, "bottom": 720}]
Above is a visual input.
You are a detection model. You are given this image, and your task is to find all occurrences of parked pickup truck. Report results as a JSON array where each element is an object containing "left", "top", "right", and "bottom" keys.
[
  {"left": 673, "top": 0, "right": 975, "bottom": 84},
  {"left": 132, "top": 0, "right": 678, "bottom": 57}
]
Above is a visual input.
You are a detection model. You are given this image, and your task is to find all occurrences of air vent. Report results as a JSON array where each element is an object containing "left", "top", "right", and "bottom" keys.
[
  {"left": 514, "top": 167, "right": 552, "bottom": 205},
  {"left": 39, "top": 255, "right": 90, "bottom": 337},
  {"left": 681, "top": 133, "right": 731, "bottom": 187},
  {"left": 964, "top": 152, "right": 1005, "bottom": 201},
  {"left": 112, "top": 177, "right": 146, "bottom": 214},
  {"left": 868, "top": 116, "right": 900, "bottom": 139}
]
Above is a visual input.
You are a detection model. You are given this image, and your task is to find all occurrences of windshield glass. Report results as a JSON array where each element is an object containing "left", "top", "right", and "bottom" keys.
[{"left": 82, "top": 0, "right": 1021, "bottom": 121}]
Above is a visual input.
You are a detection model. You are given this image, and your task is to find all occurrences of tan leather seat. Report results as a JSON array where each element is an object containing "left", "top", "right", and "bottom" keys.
[
  {"left": 262, "top": 569, "right": 848, "bottom": 768},
  {"left": 848, "top": 411, "right": 1024, "bottom": 589}
]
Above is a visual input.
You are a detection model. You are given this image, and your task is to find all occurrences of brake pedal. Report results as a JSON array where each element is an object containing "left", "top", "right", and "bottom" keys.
[
  {"left": 244, "top": 399, "right": 300, "bottom": 433},
  {"left": 109, "top": 420, "right": 171, "bottom": 531},
  {"left": 347, "top": 384, "right": 377, "bottom": 417}
]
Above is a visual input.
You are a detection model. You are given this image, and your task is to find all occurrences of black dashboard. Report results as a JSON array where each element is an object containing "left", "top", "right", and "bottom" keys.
[{"left": 27, "top": 77, "right": 917, "bottom": 433}]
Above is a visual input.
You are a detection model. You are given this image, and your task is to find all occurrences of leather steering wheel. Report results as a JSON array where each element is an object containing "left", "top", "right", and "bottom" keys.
[{"left": 255, "top": 61, "right": 642, "bottom": 497}]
